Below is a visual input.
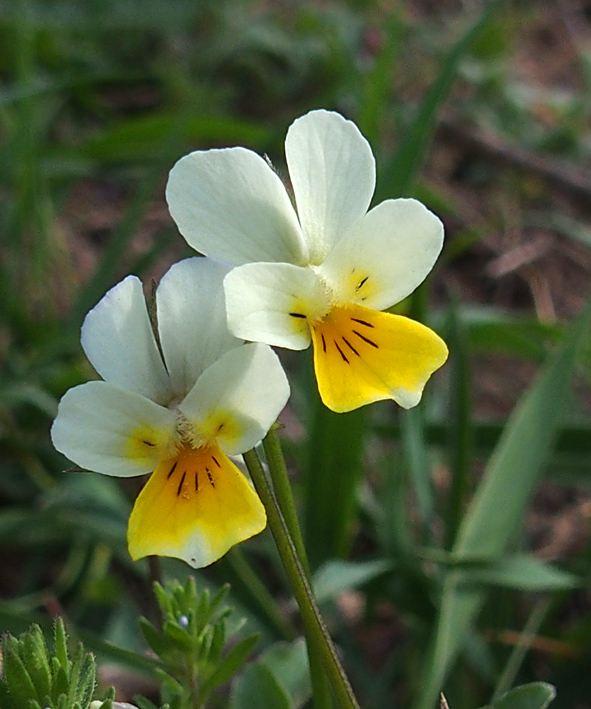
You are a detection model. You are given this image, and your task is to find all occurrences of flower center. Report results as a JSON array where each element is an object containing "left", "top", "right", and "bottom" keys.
[
  {"left": 311, "top": 305, "right": 380, "bottom": 365},
  {"left": 125, "top": 406, "right": 241, "bottom": 472},
  {"left": 159, "top": 442, "right": 223, "bottom": 501}
]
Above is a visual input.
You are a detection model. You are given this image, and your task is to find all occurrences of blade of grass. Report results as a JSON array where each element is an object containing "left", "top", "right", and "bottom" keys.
[
  {"left": 414, "top": 293, "right": 591, "bottom": 709},
  {"left": 373, "top": 421, "right": 591, "bottom": 461},
  {"left": 491, "top": 599, "right": 550, "bottom": 703},
  {"left": 400, "top": 274, "right": 435, "bottom": 544},
  {"left": 73, "top": 113, "right": 271, "bottom": 163},
  {"left": 377, "top": 0, "right": 501, "bottom": 200},
  {"left": 70, "top": 158, "right": 174, "bottom": 324},
  {"left": 400, "top": 406, "right": 434, "bottom": 544},
  {"left": 444, "top": 302, "right": 473, "bottom": 549},
  {"left": 357, "top": 9, "right": 403, "bottom": 145},
  {"left": 378, "top": 450, "right": 413, "bottom": 557},
  {"left": 303, "top": 397, "right": 367, "bottom": 570}
]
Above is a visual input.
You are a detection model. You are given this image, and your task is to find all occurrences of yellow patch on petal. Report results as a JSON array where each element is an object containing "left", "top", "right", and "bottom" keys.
[
  {"left": 125, "top": 424, "right": 176, "bottom": 467},
  {"left": 287, "top": 293, "right": 331, "bottom": 338},
  {"left": 310, "top": 304, "right": 448, "bottom": 413},
  {"left": 341, "top": 269, "right": 377, "bottom": 305},
  {"left": 192, "top": 409, "right": 244, "bottom": 451},
  {"left": 127, "top": 442, "right": 266, "bottom": 568}
]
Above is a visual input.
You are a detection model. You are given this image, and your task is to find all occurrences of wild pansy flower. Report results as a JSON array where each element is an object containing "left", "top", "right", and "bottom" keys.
[
  {"left": 51, "top": 258, "right": 289, "bottom": 568},
  {"left": 166, "top": 109, "right": 448, "bottom": 413}
]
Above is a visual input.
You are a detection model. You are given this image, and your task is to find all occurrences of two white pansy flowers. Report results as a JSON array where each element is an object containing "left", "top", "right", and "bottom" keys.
[{"left": 52, "top": 109, "right": 447, "bottom": 568}]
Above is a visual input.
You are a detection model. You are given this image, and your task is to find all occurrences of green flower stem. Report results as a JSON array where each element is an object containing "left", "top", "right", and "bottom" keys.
[
  {"left": 243, "top": 448, "right": 360, "bottom": 709},
  {"left": 262, "top": 426, "right": 334, "bottom": 709},
  {"left": 262, "top": 425, "right": 311, "bottom": 576}
]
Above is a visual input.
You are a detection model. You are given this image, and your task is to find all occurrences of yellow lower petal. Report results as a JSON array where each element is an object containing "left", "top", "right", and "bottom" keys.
[
  {"left": 310, "top": 303, "right": 448, "bottom": 413},
  {"left": 127, "top": 442, "right": 266, "bottom": 568}
]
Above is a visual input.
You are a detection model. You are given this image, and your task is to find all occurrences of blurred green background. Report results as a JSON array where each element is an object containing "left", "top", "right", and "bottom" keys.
[{"left": 1, "top": 0, "right": 591, "bottom": 707}]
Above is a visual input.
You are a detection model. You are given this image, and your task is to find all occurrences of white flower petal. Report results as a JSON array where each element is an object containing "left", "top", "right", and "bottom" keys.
[
  {"left": 81, "top": 276, "right": 171, "bottom": 405},
  {"left": 224, "top": 262, "right": 331, "bottom": 350},
  {"left": 178, "top": 343, "right": 290, "bottom": 456},
  {"left": 166, "top": 147, "right": 307, "bottom": 266},
  {"left": 51, "top": 381, "right": 177, "bottom": 477},
  {"left": 157, "top": 257, "right": 241, "bottom": 399},
  {"left": 285, "top": 110, "right": 376, "bottom": 264},
  {"left": 318, "top": 198, "right": 444, "bottom": 311}
]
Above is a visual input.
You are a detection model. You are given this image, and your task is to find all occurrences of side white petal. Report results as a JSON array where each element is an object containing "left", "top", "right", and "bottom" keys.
[
  {"left": 166, "top": 147, "right": 307, "bottom": 266},
  {"left": 81, "top": 276, "right": 171, "bottom": 405},
  {"left": 51, "top": 381, "right": 177, "bottom": 477},
  {"left": 157, "top": 257, "right": 241, "bottom": 399},
  {"left": 224, "top": 262, "right": 331, "bottom": 350},
  {"left": 178, "top": 343, "right": 290, "bottom": 456},
  {"left": 318, "top": 198, "right": 444, "bottom": 311},
  {"left": 285, "top": 109, "right": 376, "bottom": 264}
]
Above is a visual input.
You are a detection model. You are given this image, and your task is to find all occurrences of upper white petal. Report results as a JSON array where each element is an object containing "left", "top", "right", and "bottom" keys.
[
  {"left": 178, "top": 343, "right": 290, "bottom": 455},
  {"left": 80, "top": 276, "right": 172, "bottom": 405},
  {"left": 285, "top": 110, "right": 376, "bottom": 264},
  {"left": 318, "top": 198, "right": 444, "bottom": 311},
  {"left": 157, "top": 257, "right": 241, "bottom": 400},
  {"left": 224, "top": 262, "right": 332, "bottom": 350},
  {"left": 51, "top": 381, "right": 177, "bottom": 477},
  {"left": 166, "top": 147, "right": 307, "bottom": 266}
]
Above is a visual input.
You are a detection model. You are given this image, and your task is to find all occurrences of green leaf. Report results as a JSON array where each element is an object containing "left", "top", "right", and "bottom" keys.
[
  {"left": 0, "top": 679, "right": 16, "bottom": 709},
  {"left": 463, "top": 308, "right": 560, "bottom": 360},
  {"left": 312, "top": 559, "right": 392, "bottom": 604},
  {"left": 134, "top": 697, "right": 161, "bottom": 709},
  {"left": 94, "top": 700, "right": 114, "bottom": 709},
  {"left": 21, "top": 625, "right": 52, "bottom": 699},
  {"left": 415, "top": 293, "right": 591, "bottom": 709},
  {"left": 260, "top": 639, "right": 311, "bottom": 709},
  {"left": 51, "top": 660, "right": 69, "bottom": 699},
  {"left": 139, "top": 617, "right": 169, "bottom": 658},
  {"left": 197, "top": 626, "right": 214, "bottom": 663},
  {"left": 4, "top": 642, "right": 37, "bottom": 704},
  {"left": 230, "top": 662, "right": 292, "bottom": 709},
  {"left": 208, "top": 620, "right": 226, "bottom": 666},
  {"left": 153, "top": 583, "right": 173, "bottom": 618},
  {"left": 488, "top": 682, "right": 556, "bottom": 709},
  {"left": 202, "top": 634, "right": 260, "bottom": 695},
  {"left": 53, "top": 618, "right": 69, "bottom": 672},
  {"left": 65, "top": 643, "right": 83, "bottom": 705},
  {"left": 154, "top": 667, "right": 183, "bottom": 695},
  {"left": 77, "top": 652, "right": 97, "bottom": 707},
  {"left": 162, "top": 621, "right": 193, "bottom": 652},
  {"left": 181, "top": 576, "right": 198, "bottom": 611},
  {"left": 460, "top": 555, "right": 578, "bottom": 592},
  {"left": 207, "top": 583, "right": 231, "bottom": 624},
  {"left": 194, "top": 587, "right": 210, "bottom": 634}
]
